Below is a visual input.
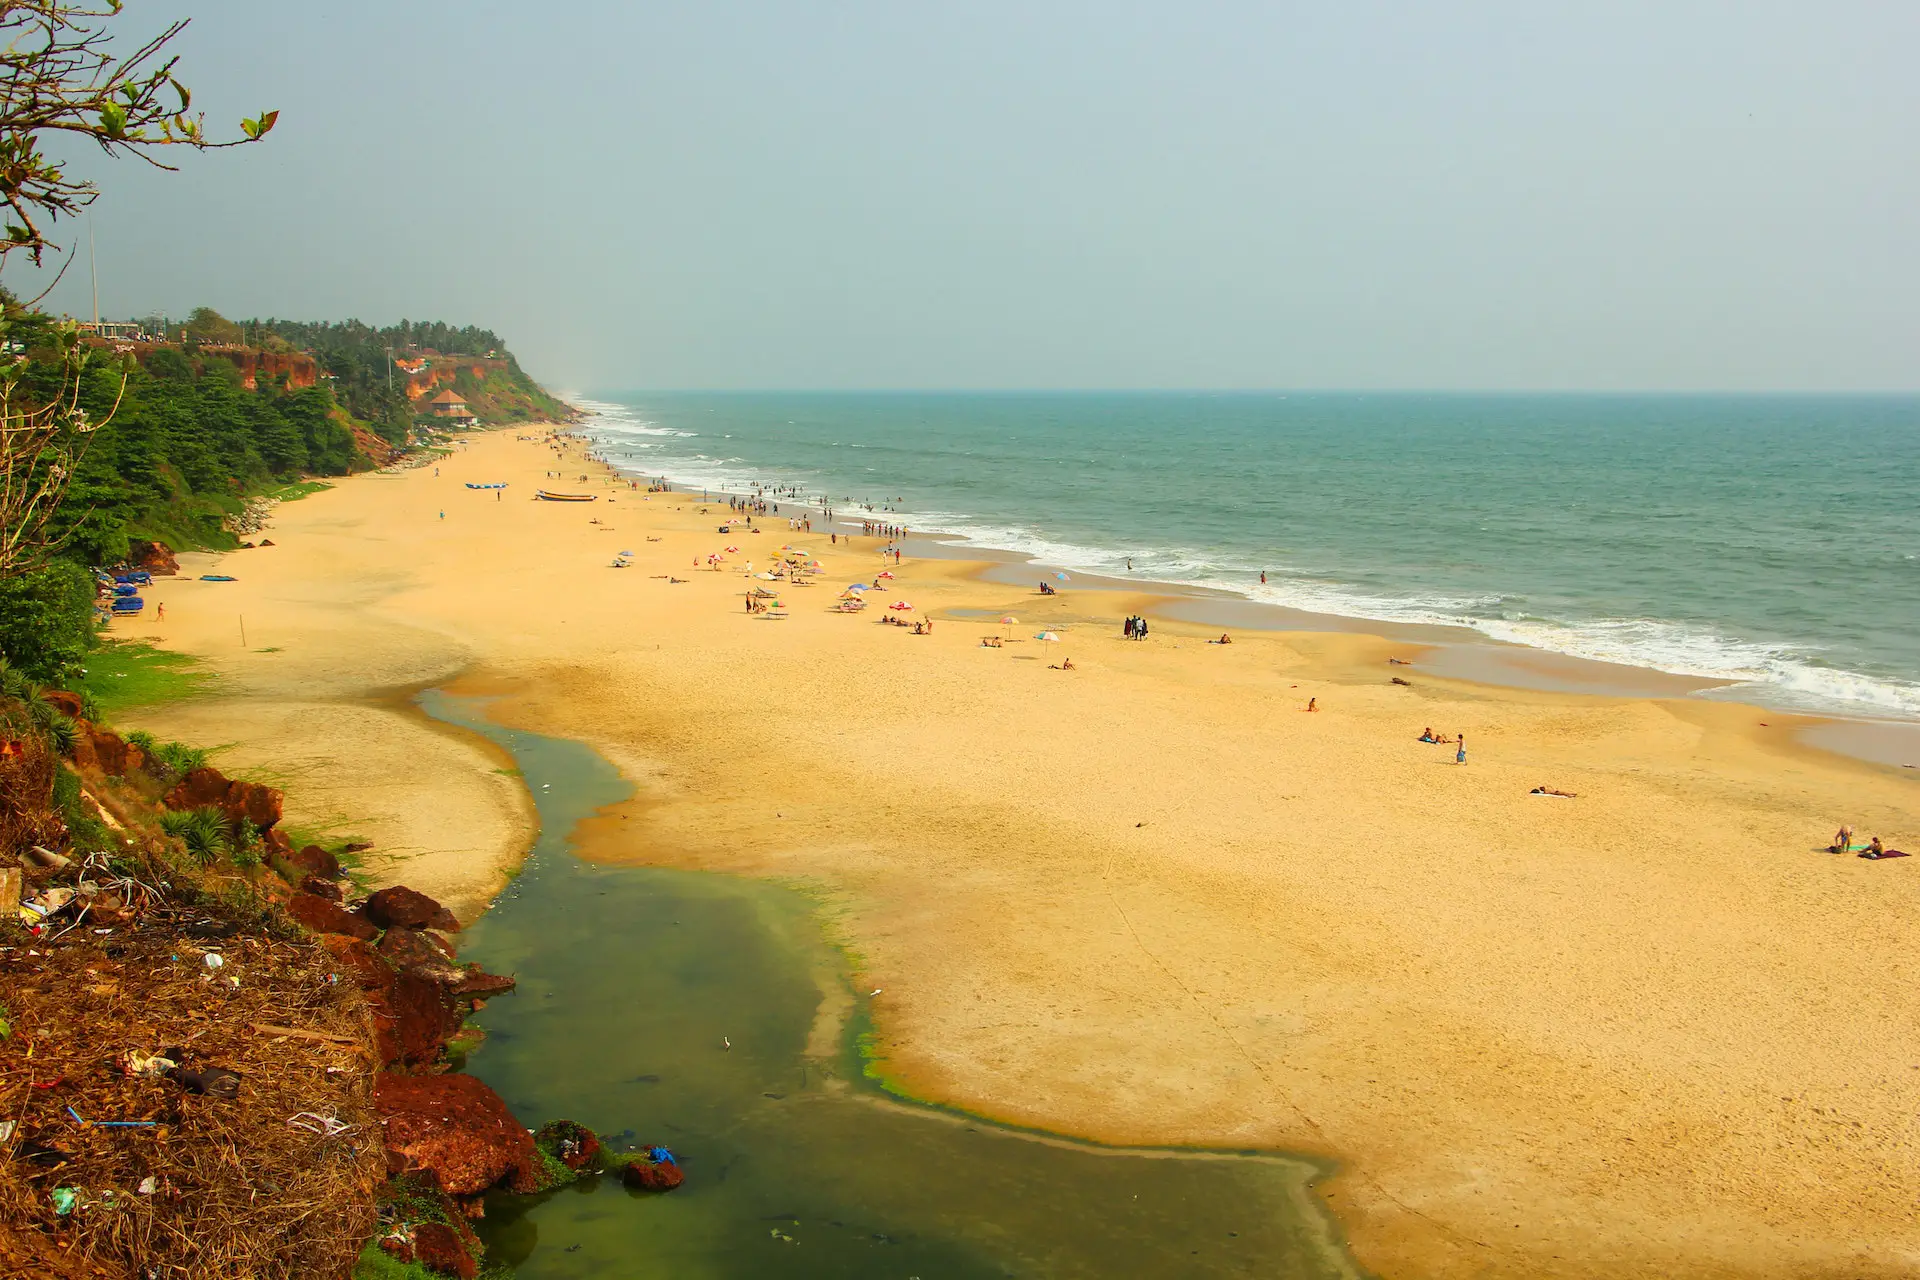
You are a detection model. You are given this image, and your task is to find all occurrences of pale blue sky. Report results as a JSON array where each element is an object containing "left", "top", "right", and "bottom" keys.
[{"left": 19, "top": 1, "right": 1919, "bottom": 390}]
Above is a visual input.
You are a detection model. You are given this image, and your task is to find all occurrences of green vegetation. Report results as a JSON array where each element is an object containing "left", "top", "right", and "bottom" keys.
[
  {"left": 81, "top": 641, "right": 211, "bottom": 715},
  {"left": 159, "top": 806, "right": 230, "bottom": 865},
  {"left": 272, "top": 479, "right": 333, "bottom": 502},
  {"left": 0, "top": 560, "right": 97, "bottom": 683}
]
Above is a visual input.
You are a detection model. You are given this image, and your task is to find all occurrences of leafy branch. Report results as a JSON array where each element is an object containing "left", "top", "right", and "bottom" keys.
[{"left": 0, "top": 1, "right": 278, "bottom": 266}]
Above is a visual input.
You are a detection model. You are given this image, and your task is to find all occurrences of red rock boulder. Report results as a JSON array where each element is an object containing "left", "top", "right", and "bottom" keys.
[
  {"left": 372, "top": 969, "right": 464, "bottom": 1067},
  {"left": 375, "top": 1073, "right": 539, "bottom": 1196},
  {"left": 623, "top": 1159, "right": 685, "bottom": 1191},
  {"left": 453, "top": 969, "right": 516, "bottom": 998},
  {"left": 377, "top": 926, "right": 465, "bottom": 984},
  {"left": 164, "top": 766, "right": 284, "bottom": 831},
  {"left": 288, "top": 844, "right": 341, "bottom": 880},
  {"left": 129, "top": 539, "right": 179, "bottom": 575},
  {"left": 84, "top": 725, "right": 143, "bottom": 777},
  {"left": 364, "top": 885, "right": 460, "bottom": 932},
  {"left": 286, "top": 892, "right": 379, "bottom": 941},
  {"left": 412, "top": 1223, "right": 478, "bottom": 1279},
  {"left": 41, "top": 690, "right": 84, "bottom": 720},
  {"left": 299, "top": 874, "right": 343, "bottom": 902}
]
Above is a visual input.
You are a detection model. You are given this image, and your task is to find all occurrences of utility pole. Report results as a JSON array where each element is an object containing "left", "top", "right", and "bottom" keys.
[{"left": 88, "top": 220, "right": 98, "bottom": 326}]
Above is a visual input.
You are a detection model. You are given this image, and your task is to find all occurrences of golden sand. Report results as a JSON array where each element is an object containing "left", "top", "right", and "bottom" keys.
[{"left": 117, "top": 429, "right": 1920, "bottom": 1278}]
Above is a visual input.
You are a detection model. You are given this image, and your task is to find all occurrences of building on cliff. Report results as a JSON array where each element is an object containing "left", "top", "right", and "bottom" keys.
[{"left": 426, "top": 388, "right": 478, "bottom": 426}]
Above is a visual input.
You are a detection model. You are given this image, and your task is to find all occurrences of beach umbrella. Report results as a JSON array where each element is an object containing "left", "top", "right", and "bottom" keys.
[
  {"left": 1035, "top": 631, "right": 1061, "bottom": 642},
  {"left": 999, "top": 615, "right": 1018, "bottom": 625},
  {"left": 876, "top": 571, "right": 895, "bottom": 580},
  {"left": 889, "top": 601, "right": 914, "bottom": 611},
  {"left": 1053, "top": 572, "right": 1070, "bottom": 582},
  {"left": 848, "top": 583, "right": 869, "bottom": 592},
  {"left": 725, "top": 545, "right": 740, "bottom": 553},
  {"left": 756, "top": 572, "right": 778, "bottom": 580}
]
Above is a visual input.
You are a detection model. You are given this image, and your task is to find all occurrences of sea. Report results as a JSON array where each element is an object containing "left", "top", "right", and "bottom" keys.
[{"left": 573, "top": 391, "right": 1920, "bottom": 722}]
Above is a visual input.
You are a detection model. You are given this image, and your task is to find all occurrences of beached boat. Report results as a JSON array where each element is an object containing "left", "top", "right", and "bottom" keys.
[
  {"left": 466, "top": 482, "right": 508, "bottom": 490},
  {"left": 535, "top": 490, "right": 597, "bottom": 502}
]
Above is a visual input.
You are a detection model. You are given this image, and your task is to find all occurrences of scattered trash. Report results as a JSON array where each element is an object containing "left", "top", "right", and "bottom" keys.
[
  {"left": 203, "top": 952, "right": 225, "bottom": 970},
  {"left": 51, "top": 1187, "right": 79, "bottom": 1215},
  {"left": 648, "top": 1145, "right": 676, "bottom": 1166},
  {"left": 68, "top": 1105, "right": 157, "bottom": 1128},
  {"left": 0, "top": 1120, "right": 15, "bottom": 1142},
  {"left": 123, "top": 1050, "right": 179, "bottom": 1078},
  {"left": 137, "top": 1176, "right": 158, "bottom": 1195},
  {"left": 285, "top": 1112, "right": 349, "bottom": 1136},
  {"left": 770, "top": 1228, "right": 796, "bottom": 1243}
]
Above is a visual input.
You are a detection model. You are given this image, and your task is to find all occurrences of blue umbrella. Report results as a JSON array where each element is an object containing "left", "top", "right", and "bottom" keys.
[{"left": 1054, "top": 571, "right": 1070, "bottom": 581}]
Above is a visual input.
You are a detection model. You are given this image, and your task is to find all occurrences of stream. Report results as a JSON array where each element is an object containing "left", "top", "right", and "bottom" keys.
[{"left": 420, "top": 690, "right": 1363, "bottom": 1279}]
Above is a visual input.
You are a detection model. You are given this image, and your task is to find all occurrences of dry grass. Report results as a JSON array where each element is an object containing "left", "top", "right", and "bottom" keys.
[{"left": 0, "top": 870, "right": 383, "bottom": 1278}]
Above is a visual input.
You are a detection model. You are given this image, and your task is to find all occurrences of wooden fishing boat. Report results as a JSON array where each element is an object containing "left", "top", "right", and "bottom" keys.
[
  {"left": 465, "top": 482, "right": 508, "bottom": 490},
  {"left": 535, "top": 490, "right": 597, "bottom": 502}
]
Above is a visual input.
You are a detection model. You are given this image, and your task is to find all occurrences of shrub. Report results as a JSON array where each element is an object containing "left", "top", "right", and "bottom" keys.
[
  {"left": 149, "top": 740, "right": 209, "bottom": 782},
  {"left": 160, "top": 806, "right": 229, "bottom": 865}
]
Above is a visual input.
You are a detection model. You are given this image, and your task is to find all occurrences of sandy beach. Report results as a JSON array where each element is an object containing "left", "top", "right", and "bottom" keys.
[{"left": 116, "top": 429, "right": 1919, "bottom": 1279}]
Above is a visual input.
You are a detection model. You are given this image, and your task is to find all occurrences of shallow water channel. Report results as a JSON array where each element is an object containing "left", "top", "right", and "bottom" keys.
[{"left": 420, "top": 691, "right": 1362, "bottom": 1279}]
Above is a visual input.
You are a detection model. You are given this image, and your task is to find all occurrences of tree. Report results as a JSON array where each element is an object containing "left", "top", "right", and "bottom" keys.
[
  {"left": 182, "top": 305, "right": 241, "bottom": 345},
  {"left": 0, "top": 2, "right": 275, "bottom": 577}
]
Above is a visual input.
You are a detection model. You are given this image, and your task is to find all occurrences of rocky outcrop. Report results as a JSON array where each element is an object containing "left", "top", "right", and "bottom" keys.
[
  {"left": 623, "top": 1159, "right": 685, "bottom": 1191},
  {"left": 164, "top": 766, "right": 283, "bottom": 831},
  {"left": 374, "top": 1073, "right": 540, "bottom": 1196},
  {"left": 364, "top": 885, "right": 460, "bottom": 932},
  {"left": 412, "top": 1222, "right": 479, "bottom": 1279},
  {"left": 377, "top": 926, "right": 465, "bottom": 985},
  {"left": 128, "top": 539, "right": 180, "bottom": 575},
  {"left": 40, "top": 690, "right": 84, "bottom": 720},
  {"left": 288, "top": 844, "right": 341, "bottom": 879},
  {"left": 286, "top": 892, "right": 379, "bottom": 941}
]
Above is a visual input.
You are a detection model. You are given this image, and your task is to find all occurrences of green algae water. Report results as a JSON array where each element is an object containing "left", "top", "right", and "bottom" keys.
[{"left": 419, "top": 691, "right": 1361, "bottom": 1280}]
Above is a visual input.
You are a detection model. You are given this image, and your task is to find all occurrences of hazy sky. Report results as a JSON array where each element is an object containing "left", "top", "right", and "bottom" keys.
[{"left": 16, "top": 1, "right": 1919, "bottom": 391}]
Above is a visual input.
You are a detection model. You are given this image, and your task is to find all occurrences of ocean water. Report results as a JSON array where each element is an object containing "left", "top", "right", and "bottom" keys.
[{"left": 575, "top": 392, "right": 1920, "bottom": 720}]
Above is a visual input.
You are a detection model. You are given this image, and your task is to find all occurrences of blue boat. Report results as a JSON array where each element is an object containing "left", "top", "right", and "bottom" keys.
[
  {"left": 112, "top": 584, "right": 139, "bottom": 597},
  {"left": 111, "top": 596, "right": 144, "bottom": 614},
  {"left": 466, "top": 482, "right": 508, "bottom": 490}
]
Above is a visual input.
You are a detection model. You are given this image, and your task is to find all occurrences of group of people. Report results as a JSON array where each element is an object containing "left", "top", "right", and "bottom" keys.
[
  {"left": 1418, "top": 728, "right": 1468, "bottom": 764},
  {"left": 1831, "top": 825, "right": 1905, "bottom": 859},
  {"left": 1123, "top": 615, "right": 1150, "bottom": 639},
  {"left": 862, "top": 520, "right": 908, "bottom": 540}
]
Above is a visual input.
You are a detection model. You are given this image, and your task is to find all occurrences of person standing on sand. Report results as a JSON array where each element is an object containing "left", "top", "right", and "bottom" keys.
[
  {"left": 1456, "top": 734, "right": 1466, "bottom": 765},
  {"left": 156, "top": 603, "right": 164, "bottom": 622}
]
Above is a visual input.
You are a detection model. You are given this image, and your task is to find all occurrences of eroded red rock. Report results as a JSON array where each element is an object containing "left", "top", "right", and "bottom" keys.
[
  {"left": 299, "top": 874, "right": 343, "bottom": 902},
  {"left": 129, "top": 539, "right": 179, "bottom": 575},
  {"left": 453, "top": 969, "right": 516, "bottom": 998},
  {"left": 413, "top": 1222, "right": 477, "bottom": 1278},
  {"left": 163, "top": 766, "right": 284, "bottom": 831},
  {"left": 623, "top": 1159, "right": 685, "bottom": 1191},
  {"left": 364, "top": 885, "right": 460, "bottom": 932},
  {"left": 377, "top": 927, "right": 465, "bottom": 984},
  {"left": 41, "top": 690, "right": 84, "bottom": 720},
  {"left": 286, "top": 892, "right": 378, "bottom": 941},
  {"left": 375, "top": 970, "right": 464, "bottom": 1067},
  {"left": 289, "top": 844, "right": 341, "bottom": 879},
  {"left": 375, "top": 1073, "right": 539, "bottom": 1196}
]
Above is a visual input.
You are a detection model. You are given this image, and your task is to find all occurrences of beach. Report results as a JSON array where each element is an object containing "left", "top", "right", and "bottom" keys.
[{"left": 117, "top": 429, "right": 1919, "bottom": 1279}]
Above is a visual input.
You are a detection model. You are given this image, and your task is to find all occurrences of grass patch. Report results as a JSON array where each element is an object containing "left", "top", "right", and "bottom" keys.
[
  {"left": 273, "top": 479, "right": 333, "bottom": 502},
  {"left": 81, "top": 640, "right": 211, "bottom": 716}
]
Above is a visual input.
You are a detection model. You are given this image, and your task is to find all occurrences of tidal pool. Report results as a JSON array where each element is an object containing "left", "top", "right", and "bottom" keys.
[{"left": 421, "top": 690, "right": 1362, "bottom": 1279}]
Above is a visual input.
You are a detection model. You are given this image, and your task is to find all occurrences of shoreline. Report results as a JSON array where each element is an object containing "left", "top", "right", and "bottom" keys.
[
  {"left": 581, "top": 430, "right": 1918, "bottom": 774},
  {"left": 110, "top": 425, "right": 1920, "bottom": 1279}
]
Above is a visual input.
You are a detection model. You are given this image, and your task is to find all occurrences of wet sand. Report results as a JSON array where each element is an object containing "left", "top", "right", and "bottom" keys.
[{"left": 112, "top": 429, "right": 1920, "bottom": 1279}]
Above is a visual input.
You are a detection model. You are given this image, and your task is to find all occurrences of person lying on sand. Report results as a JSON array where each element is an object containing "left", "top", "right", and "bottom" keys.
[
  {"left": 1213, "top": 634, "right": 1232, "bottom": 645},
  {"left": 981, "top": 636, "right": 1003, "bottom": 647},
  {"left": 1530, "top": 785, "right": 1577, "bottom": 798},
  {"left": 1420, "top": 728, "right": 1438, "bottom": 742},
  {"left": 1049, "top": 658, "right": 1076, "bottom": 671}
]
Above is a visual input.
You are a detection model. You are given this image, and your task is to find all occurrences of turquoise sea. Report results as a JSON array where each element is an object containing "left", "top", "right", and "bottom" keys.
[{"left": 577, "top": 392, "right": 1919, "bottom": 720}]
